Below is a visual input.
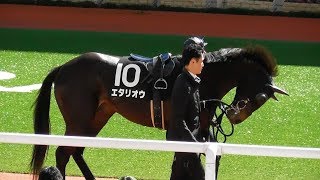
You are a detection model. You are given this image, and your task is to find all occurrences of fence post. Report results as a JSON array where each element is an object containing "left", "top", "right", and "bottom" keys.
[{"left": 205, "top": 143, "right": 218, "bottom": 180}]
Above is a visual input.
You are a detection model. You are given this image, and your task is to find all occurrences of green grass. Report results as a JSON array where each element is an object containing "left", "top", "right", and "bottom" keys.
[
  {"left": 1, "top": 28, "right": 319, "bottom": 66},
  {"left": 0, "top": 28, "right": 319, "bottom": 179}
]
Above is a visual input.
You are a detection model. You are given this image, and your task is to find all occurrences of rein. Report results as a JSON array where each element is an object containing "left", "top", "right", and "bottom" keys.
[{"left": 201, "top": 99, "right": 235, "bottom": 143}]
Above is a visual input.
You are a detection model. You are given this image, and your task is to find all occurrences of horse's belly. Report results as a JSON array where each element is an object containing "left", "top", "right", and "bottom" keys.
[{"left": 115, "top": 100, "right": 171, "bottom": 129}]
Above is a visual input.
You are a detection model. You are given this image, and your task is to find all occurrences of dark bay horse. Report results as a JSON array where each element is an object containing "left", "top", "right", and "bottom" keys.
[{"left": 30, "top": 46, "right": 288, "bottom": 179}]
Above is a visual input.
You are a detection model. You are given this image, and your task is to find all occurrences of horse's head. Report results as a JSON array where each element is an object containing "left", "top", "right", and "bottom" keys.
[{"left": 222, "top": 46, "right": 288, "bottom": 124}]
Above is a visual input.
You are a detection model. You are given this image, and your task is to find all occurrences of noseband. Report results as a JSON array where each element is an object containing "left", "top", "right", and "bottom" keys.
[{"left": 226, "top": 98, "right": 250, "bottom": 115}]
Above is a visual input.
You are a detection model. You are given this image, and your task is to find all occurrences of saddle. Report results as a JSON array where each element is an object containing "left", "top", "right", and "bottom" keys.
[
  {"left": 130, "top": 53, "right": 175, "bottom": 87},
  {"left": 130, "top": 53, "right": 175, "bottom": 129}
]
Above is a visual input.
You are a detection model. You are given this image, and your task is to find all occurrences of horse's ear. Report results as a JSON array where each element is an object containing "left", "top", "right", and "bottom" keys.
[
  {"left": 270, "top": 94, "right": 278, "bottom": 101},
  {"left": 267, "top": 84, "right": 289, "bottom": 96}
]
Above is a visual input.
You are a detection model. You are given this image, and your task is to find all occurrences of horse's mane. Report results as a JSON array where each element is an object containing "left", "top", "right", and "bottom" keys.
[{"left": 205, "top": 45, "right": 278, "bottom": 77}]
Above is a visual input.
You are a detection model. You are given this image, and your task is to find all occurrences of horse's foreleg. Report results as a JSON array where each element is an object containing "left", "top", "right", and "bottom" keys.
[{"left": 208, "top": 130, "right": 221, "bottom": 179}]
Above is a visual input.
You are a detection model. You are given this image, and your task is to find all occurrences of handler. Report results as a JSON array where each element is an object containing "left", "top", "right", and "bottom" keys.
[{"left": 166, "top": 42, "right": 206, "bottom": 180}]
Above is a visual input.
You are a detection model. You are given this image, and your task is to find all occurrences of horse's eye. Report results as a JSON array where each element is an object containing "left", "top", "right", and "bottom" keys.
[{"left": 255, "top": 93, "right": 268, "bottom": 105}]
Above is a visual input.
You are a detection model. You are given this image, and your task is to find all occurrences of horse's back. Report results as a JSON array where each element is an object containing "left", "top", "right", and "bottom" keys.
[
  {"left": 51, "top": 52, "right": 120, "bottom": 101},
  {"left": 55, "top": 52, "right": 117, "bottom": 78},
  {"left": 63, "top": 52, "right": 120, "bottom": 69}
]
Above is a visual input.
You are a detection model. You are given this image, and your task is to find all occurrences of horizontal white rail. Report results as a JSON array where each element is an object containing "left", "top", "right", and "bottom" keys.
[
  {"left": 220, "top": 143, "right": 320, "bottom": 159},
  {"left": 0, "top": 132, "right": 320, "bottom": 180},
  {"left": 0, "top": 133, "right": 206, "bottom": 153},
  {"left": 0, "top": 133, "right": 319, "bottom": 159}
]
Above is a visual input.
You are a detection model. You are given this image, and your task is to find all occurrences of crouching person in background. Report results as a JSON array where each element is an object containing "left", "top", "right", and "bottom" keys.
[{"left": 38, "top": 166, "right": 63, "bottom": 180}]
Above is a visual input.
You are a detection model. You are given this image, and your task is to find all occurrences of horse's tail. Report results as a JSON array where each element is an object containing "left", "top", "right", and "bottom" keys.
[{"left": 30, "top": 66, "right": 61, "bottom": 176}]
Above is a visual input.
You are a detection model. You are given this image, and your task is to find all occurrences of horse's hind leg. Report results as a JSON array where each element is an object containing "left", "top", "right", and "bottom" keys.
[
  {"left": 73, "top": 147, "right": 94, "bottom": 180},
  {"left": 55, "top": 146, "right": 72, "bottom": 179},
  {"left": 72, "top": 101, "right": 115, "bottom": 180},
  {"left": 54, "top": 90, "right": 99, "bottom": 179},
  {"left": 56, "top": 146, "right": 96, "bottom": 180}
]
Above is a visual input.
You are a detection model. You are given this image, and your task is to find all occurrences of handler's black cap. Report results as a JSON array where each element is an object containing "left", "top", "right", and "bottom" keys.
[{"left": 183, "top": 37, "right": 208, "bottom": 49}]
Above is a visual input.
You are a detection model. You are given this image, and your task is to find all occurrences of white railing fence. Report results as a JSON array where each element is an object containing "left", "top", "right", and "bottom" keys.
[{"left": 0, "top": 133, "right": 320, "bottom": 180}]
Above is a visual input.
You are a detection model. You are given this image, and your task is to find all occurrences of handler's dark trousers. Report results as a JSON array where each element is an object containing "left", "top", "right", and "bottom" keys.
[{"left": 170, "top": 152, "right": 205, "bottom": 180}]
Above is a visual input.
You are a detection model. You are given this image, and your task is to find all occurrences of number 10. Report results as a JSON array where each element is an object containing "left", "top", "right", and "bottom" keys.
[{"left": 114, "top": 63, "right": 141, "bottom": 88}]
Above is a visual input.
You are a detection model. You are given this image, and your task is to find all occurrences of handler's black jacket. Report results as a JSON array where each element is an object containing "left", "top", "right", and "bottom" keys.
[{"left": 166, "top": 69, "right": 202, "bottom": 142}]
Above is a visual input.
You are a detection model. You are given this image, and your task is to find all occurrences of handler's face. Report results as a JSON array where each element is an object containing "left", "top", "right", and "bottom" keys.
[{"left": 192, "top": 53, "right": 204, "bottom": 75}]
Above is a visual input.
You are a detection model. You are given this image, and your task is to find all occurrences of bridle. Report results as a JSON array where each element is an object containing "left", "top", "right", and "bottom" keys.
[
  {"left": 202, "top": 98, "right": 250, "bottom": 143},
  {"left": 202, "top": 83, "right": 281, "bottom": 143}
]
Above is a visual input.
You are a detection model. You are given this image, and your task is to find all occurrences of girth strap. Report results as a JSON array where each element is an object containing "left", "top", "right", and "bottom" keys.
[
  {"left": 150, "top": 55, "right": 166, "bottom": 129},
  {"left": 150, "top": 99, "right": 165, "bottom": 129}
]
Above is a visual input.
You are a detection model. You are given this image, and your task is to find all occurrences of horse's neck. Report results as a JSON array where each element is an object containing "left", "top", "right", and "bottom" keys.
[{"left": 200, "top": 63, "right": 241, "bottom": 100}]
